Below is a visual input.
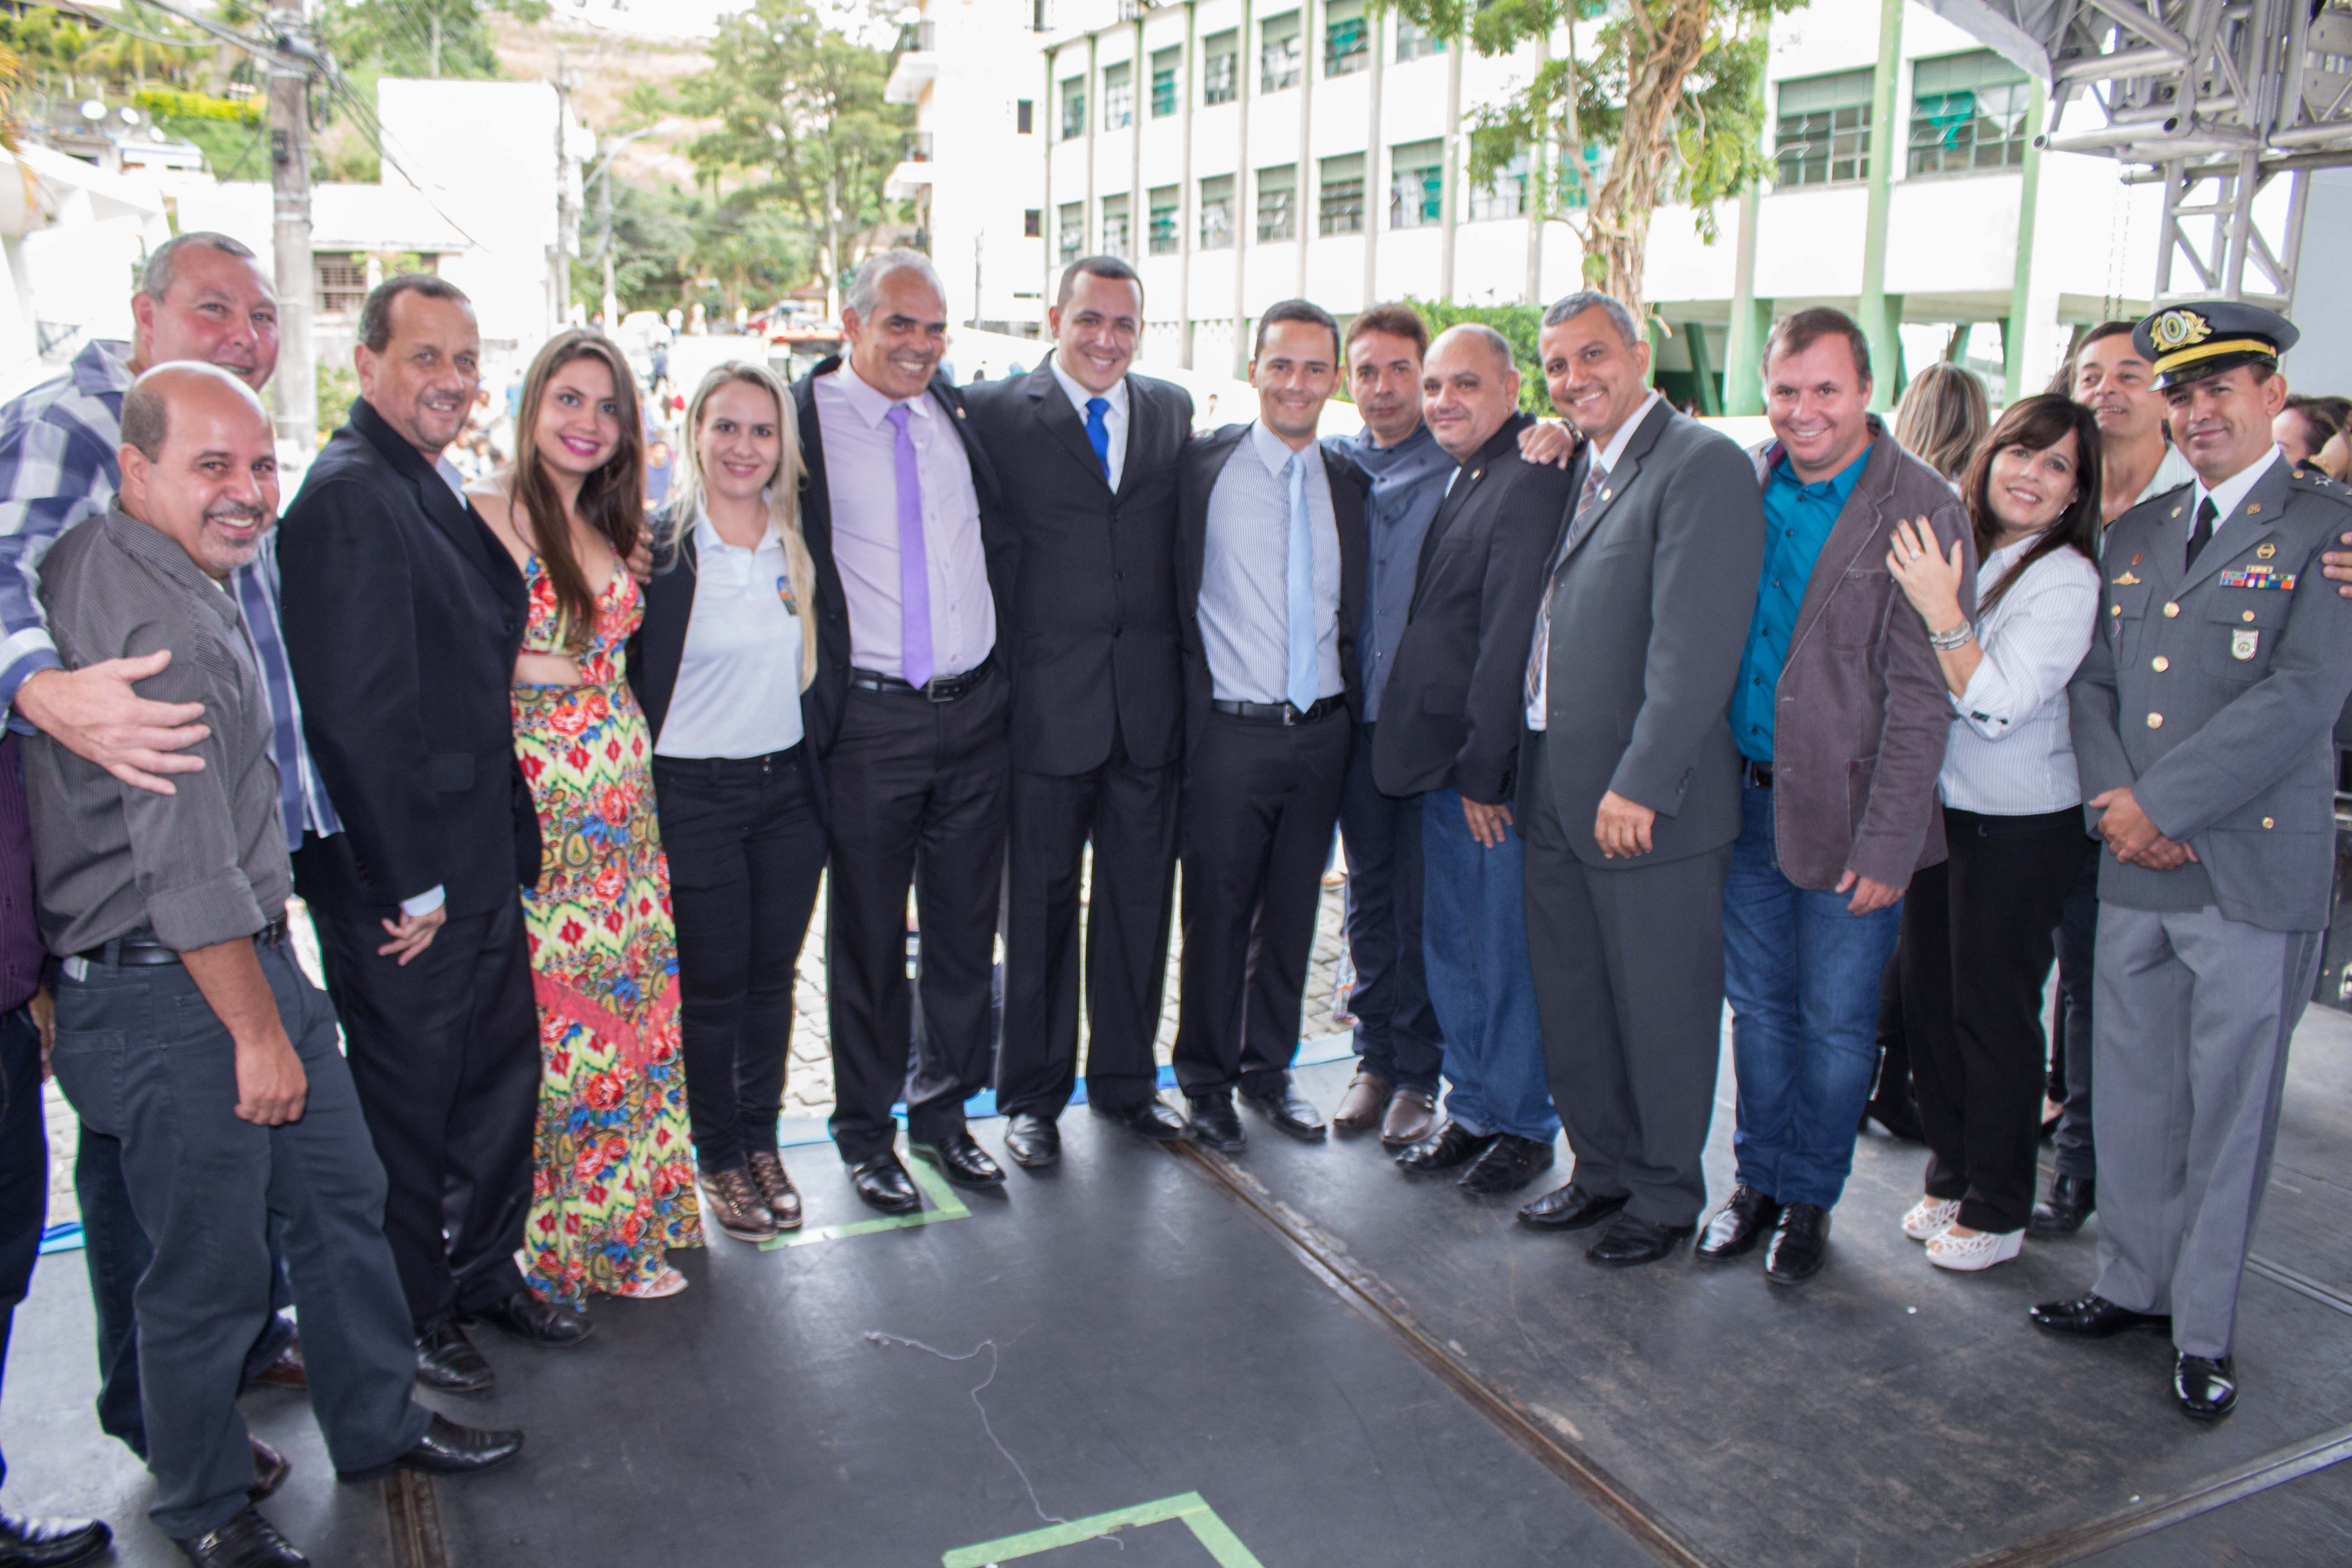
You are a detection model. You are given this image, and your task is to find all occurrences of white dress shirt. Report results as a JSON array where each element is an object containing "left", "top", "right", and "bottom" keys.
[
  {"left": 653, "top": 508, "right": 805, "bottom": 760},
  {"left": 813, "top": 361, "right": 995, "bottom": 680},
  {"left": 1199, "top": 422, "right": 1343, "bottom": 704},
  {"left": 2141, "top": 442, "right": 2197, "bottom": 505},
  {"left": 1937, "top": 532, "right": 2101, "bottom": 815},
  {"left": 1527, "top": 390, "right": 1663, "bottom": 730},
  {"left": 1050, "top": 358, "right": 1128, "bottom": 491},
  {"left": 2187, "top": 443, "right": 2282, "bottom": 555}
]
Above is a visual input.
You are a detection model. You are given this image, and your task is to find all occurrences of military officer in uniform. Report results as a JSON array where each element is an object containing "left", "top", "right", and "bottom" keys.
[{"left": 2036, "top": 302, "right": 2352, "bottom": 1420}]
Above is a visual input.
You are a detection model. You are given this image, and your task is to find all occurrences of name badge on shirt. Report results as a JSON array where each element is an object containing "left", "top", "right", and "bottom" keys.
[{"left": 776, "top": 573, "right": 798, "bottom": 616}]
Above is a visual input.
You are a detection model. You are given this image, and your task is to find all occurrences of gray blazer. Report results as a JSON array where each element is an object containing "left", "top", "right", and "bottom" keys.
[
  {"left": 2070, "top": 458, "right": 2352, "bottom": 932},
  {"left": 1749, "top": 420, "right": 1975, "bottom": 891},
  {"left": 1520, "top": 401, "right": 1765, "bottom": 867}
]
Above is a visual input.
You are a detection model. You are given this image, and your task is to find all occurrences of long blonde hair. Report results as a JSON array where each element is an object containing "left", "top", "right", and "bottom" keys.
[{"left": 664, "top": 361, "right": 818, "bottom": 691}]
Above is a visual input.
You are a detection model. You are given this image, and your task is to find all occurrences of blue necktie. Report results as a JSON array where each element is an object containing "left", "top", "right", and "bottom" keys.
[
  {"left": 1284, "top": 451, "right": 1318, "bottom": 713},
  {"left": 1084, "top": 396, "right": 1112, "bottom": 484},
  {"left": 232, "top": 557, "right": 339, "bottom": 853}
]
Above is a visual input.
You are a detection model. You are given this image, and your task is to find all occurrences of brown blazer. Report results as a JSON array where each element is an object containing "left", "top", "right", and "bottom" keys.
[{"left": 1748, "top": 418, "right": 1975, "bottom": 891}]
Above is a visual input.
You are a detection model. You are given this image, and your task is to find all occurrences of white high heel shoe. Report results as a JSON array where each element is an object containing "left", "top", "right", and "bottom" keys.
[
  {"left": 1925, "top": 1226, "right": 2024, "bottom": 1271},
  {"left": 1902, "top": 1196, "right": 1960, "bottom": 1241}
]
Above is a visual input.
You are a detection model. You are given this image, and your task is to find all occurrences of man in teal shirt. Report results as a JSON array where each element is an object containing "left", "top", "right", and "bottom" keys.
[{"left": 1729, "top": 452, "right": 1872, "bottom": 760}]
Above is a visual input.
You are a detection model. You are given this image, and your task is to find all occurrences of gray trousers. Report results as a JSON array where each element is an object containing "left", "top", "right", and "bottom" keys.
[
  {"left": 49, "top": 938, "right": 430, "bottom": 1539},
  {"left": 2091, "top": 904, "right": 2322, "bottom": 1360}
]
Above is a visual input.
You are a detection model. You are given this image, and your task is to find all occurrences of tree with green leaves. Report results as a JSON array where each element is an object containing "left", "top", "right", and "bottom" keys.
[
  {"left": 315, "top": 0, "right": 547, "bottom": 81},
  {"left": 1390, "top": 0, "right": 1798, "bottom": 319},
  {"left": 672, "top": 0, "right": 909, "bottom": 315}
]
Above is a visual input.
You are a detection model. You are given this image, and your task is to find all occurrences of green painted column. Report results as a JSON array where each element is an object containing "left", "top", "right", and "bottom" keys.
[
  {"left": 1855, "top": 0, "right": 1903, "bottom": 411},
  {"left": 2002, "top": 88, "right": 2046, "bottom": 404},
  {"left": 1684, "top": 321, "right": 1722, "bottom": 415},
  {"left": 1722, "top": 183, "right": 1769, "bottom": 415}
]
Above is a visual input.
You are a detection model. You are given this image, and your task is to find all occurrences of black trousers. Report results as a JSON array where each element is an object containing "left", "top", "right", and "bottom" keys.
[
  {"left": 998, "top": 725, "right": 1180, "bottom": 1120},
  {"left": 1172, "top": 706, "right": 1351, "bottom": 1098},
  {"left": 1334, "top": 723, "right": 1444, "bottom": 1096},
  {"left": 653, "top": 747, "right": 827, "bottom": 1173},
  {"left": 0, "top": 1006, "right": 40, "bottom": 1494},
  {"left": 310, "top": 891, "right": 538, "bottom": 1330},
  {"left": 822, "top": 668, "right": 1010, "bottom": 1162},
  {"left": 1900, "top": 807, "right": 2096, "bottom": 1234},
  {"left": 2051, "top": 837, "right": 2101, "bottom": 1181}
]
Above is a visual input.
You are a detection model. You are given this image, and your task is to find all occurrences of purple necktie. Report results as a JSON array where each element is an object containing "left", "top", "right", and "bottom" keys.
[{"left": 885, "top": 404, "right": 935, "bottom": 688}]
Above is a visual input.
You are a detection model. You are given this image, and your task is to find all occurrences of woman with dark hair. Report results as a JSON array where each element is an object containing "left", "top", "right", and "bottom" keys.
[
  {"left": 471, "top": 328, "right": 703, "bottom": 1303},
  {"left": 1882, "top": 393, "right": 2105, "bottom": 1272},
  {"left": 1890, "top": 360, "right": 1990, "bottom": 485}
]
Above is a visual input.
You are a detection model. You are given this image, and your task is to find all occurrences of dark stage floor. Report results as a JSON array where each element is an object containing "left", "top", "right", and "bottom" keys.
[{"left": 9, "top": 1008, "right": 2352, "bottom": 1567}]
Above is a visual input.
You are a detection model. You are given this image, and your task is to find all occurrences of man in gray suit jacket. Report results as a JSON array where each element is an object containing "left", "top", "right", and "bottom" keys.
[
  {"left": 1510, "top": 292, "right": 1766, "bottom": 1266},
  {"left": 2038, "top": 302, "right": 2352, "bottom": 1422}
]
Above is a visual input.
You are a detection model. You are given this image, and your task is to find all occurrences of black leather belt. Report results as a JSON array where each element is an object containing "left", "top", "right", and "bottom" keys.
[
  {"left": 849, "top": 654, "right": 995, "bottom": 702},
  {"left": 76, "top": 915, "right": 289, "bottom": 969},
  {"left": 1741, "top": 759, "right": 1774, "bottom": 789},
  {"left": 1210, "top": 695, "right": 1345, "bottom": 726}
]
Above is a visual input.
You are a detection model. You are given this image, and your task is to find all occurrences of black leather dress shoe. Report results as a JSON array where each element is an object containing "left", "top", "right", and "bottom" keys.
[
  {"left": 1396, "top": 1122, "right": 1495, "bottom": 1175},
  {"left": 1185, "top": 1093, "right": 1247, "bottom": 1152},
  {"left": 1515, "top": 1181, "right": 1627, "bottom": 1230},
  {"left": 1457, "top": 1134, "right": 1555, "bottom": 1195},
  {"left": 1240, "top": 1083, "right": 1327, "bottom": 1142},
  {"left": 1002, "top": 1112, "right": 1061, "bottom": 1170},
  {"left": 1588, "top": 1214, "right": 1696, "bottom": 1267},
  {"left": 173, "top": 1506, "right": 304, "bottom": 1568},
  {"left": 1764, "top": 1201, "right": 1830, "bottom": 1284},
  {"left": 2029, "top": 1292, "right": 2171, "bottom": 1338},
  {"left": 2029, "top": 1174, "right": 2095, "bottom": 1236},
  {"left": 415, "top": 1318, "right": 493, "bottom": 1394},
  {"left": 0, "top": 1509, "right": 111, "bottom": 1568},
  {"left": 2175, "top": 1353, "right": 2238, "bottom": 1420},
  {"left": 912, "top": 1130, "right": 1006, "bottom": 1188},
  {"left": 468, "top": 1288, "right": 593, "bottom": 1349},
  {"left": 1091, "top": 1095, "right": 1188, "bottom": 1142},
  {"left": 388, "top": 1413, "right": 525, "bottom": 1478},
  {"left": 848, "top": 1153, "right": 921, "bottom": 1213},
  {"left": 1695, "top": 1184, "right": 1781, "bottom": 1261},
  {"left": 247, "top": 1437, "right": 289, "bottom": 1503}
]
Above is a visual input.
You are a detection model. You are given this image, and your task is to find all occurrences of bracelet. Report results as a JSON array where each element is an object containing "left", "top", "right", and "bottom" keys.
[{"left": 1927, "top": 622, "right": 1975, "bottom": 652}]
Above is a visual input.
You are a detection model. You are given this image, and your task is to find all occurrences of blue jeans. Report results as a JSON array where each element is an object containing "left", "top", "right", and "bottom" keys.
[
  {"left": 1723, "top": 781, "right": 1902, "bottom": 1210},
  {"left": 1421, "top": 789, "right": 1558, "bottom": 1142}
]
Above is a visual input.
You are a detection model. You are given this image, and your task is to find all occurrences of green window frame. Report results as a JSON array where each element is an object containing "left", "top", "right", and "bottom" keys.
[
  {"left": 1256, "top": 164, "right": 1298, "bottom": 241},
  {"left": 1389, "top": 138, "right": 1443, "bottom": 228},
  {"left": 1199, "top": 175, "right": 1236, "bottom": 249},
  {"left": 1151, "top": 47, "right": 1181, "bottom": 117},
  {"left": 1774, "top": 69, "right": 1874, "bottom": 186},
  {"left": 1101, "top": 192, "right": 1132, "bottom": 258},
  {"left": 1318, "top": 152, "right": 1365, "bottom": 234},
  {"left": 1057, "top": 201, "right": 1084, "bottom": 263},
  {"left": 1148, "top": 185, "right": 1181, "bottom": 254},
  {"left": 1202, "top": 30, "right": 1239, "bottom": 104},
  {"left": 1396, "top": 15, "right": 1445, "bottom": 62},
  {"left": 1060, "top": 75, "right": 1088, "bottom": 141},
  {"left": 1260, "top": 12, "right": 1300, "bottom": 93},
  {"left": 1907, "top": 50, "right": 2032, "bottom": 176},
  {"left": 1325, "top": 0, "right": 1369, "bottom": 75},
  {"left": 1102, "top": 62, "right": 1133, "bottom": 130}
]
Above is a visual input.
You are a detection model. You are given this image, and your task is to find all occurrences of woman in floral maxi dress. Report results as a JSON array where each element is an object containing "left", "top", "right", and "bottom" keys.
[{"left": 471, "top": 328, "right": 702, "bottom": 1302}]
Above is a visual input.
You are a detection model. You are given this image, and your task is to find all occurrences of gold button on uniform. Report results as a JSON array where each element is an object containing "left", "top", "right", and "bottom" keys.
[
  {"left": 2243, "top": 610, "right": 2256, "bottom": 622},
  {"left": 2147, "top": 712, "right": 2164, "bottom": 729},
  {"left": 2152, "top": 656, "right": 2170, "bottom": 671},
  {"left": 2263, "top": 817, "right": 2276, "bottom": 829},
  {"left": 2163, "top": 602, "right": 2180, "bottom": 617}
]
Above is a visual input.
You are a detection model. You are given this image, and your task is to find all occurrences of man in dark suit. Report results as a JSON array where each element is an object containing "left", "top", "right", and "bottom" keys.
[
  {"left": 1172, "top": 300, "right": 1366, "bottom": 1151},
  {"left": 1511, "top": 291, "right": 1766, "bottom": 1267},
  {"left": 789, "top": 250, "right": 1019, "bottom": 1212},
  {"left": 965, "top": 257, "right": 1193, "bottom": 1168},
  {"left": 1374, "top": 326, "right": 1568, "bottom": 1199},
  {"left": 278, "top": 276, "right": 588, "bottom": 1394}
]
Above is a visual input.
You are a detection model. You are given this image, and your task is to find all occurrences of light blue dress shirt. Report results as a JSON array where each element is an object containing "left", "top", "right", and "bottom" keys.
[{"left": 1200, "top": 422, "right": 1343, "bottom": 705}]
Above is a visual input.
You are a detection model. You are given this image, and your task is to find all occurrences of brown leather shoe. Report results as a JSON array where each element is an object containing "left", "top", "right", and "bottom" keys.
[
  {"left": 745, "top": 1150, "right": 803, "bottom": 1230},
  {"left": 1380, "top": 1088, "right": 1437, "bottom": 1148},
  {"left": 246, "top": 1333, "right": 307, "bottom": 1391},
  {"left": 1332, "top": 1071, "right": 1392, "bottom": 1132},
  {"left": 696, "top": 1163, "right": 779, "bottom": 1243}
]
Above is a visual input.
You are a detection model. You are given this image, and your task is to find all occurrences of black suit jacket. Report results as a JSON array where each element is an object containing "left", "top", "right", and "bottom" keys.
[
  {"left": 277, "top": 396, "right": 540, "bottom": 918},
  {"left": 786, "top": 356, "right": 1016, "bottom": 749},
  {"left": 1371, "top": 413, "right": 1567, "bottom": 804},
  {"left": 624, "top": 517, "right": 844, "bottom": 825},
  {"left": 1175, "top": 424, "right": 1369, "bottom": 757},
  {"left": 964, "top": 364, "right": 1192, "bottom": 775}
]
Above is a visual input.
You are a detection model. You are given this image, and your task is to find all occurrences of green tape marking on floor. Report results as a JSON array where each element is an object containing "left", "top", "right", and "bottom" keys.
[
  {"left": 760, "top": 1156, "right": 972, "bottom": 1250},
  {"left": 941, "top": 1491, "right": 1265, "bottom": 1567}
]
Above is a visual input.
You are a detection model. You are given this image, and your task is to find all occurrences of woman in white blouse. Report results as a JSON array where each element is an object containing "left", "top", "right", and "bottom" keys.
[
  {"left": 1882, "top": 394, "right": 2105, "bottom": 1272},
  {"left": 627, "top": 363, "right": 832, "bottom": 1246}
]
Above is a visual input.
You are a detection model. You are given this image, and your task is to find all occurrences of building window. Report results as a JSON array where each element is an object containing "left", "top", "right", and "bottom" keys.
[
  {"left": 1774, "top": 69, "right": 1874, "bottom": 186},
  {"left": 1396, "top": 15, "right": 1445, "bottom": 62},
  {"left": 1102, "top": 192, "right": 1132, "bottom": 257},
  {"left": 1909, "top": 50, "right": 2032, "bottom": 176},
  {"left": 1202, "top": 30, "right": 1239, "bottom": 104},
  {"left": 1256, "top": 165, "right": 1298, "bottom": 241},
  {"left": 1024, "top": 208, "right": 1042, "bottom": 238},
  {"left": 1200, "top": 175, "right": 1235, "bottom": 249},
  {"left": 1016, "top": 98, "right": 1034, "bottom": 134},
  {"left": 1389, "top": 138, "right": 1444, "bottom": 228},
  {"left": 316, "top": 253, "right": 370, "bottom": 316},
  {"left": 1103, "top": 61, "right": 1133, "bottom": 130},
  {"left": 1467, "top": 152, "right": 1527, "bottom": 220},
  {"left": 1060, "top": 76, "right": 1087, "bottom": 140},
  {"left": 1556, "top": 142, "right": 1604, "bottom": 209},
  {"left": 1325, "top": 0, "right": 1370, "bottom": 75},
  {"left": 1058, "top": 201, "right": 1084, "bottom": 263},
  {"left": 1148, "top": 184, "right": 1181, "bottom": 253},
  {"left": 1260, "top": 12, "right": 1300, "bottom": 93},
  {"left": 1151, "top": 47, "right": 1181, "bottom": 117},
  {"left": 1318, "top": 152, "right": 1365, "bottom": 234}
]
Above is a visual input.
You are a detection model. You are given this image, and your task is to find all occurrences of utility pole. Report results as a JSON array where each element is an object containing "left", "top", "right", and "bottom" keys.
[
  {"left": 267, "top": 5, "right": 316, "bottom": 453},
  {"left": 552, "top": 46, "right": 574, "bottom": 334}
]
